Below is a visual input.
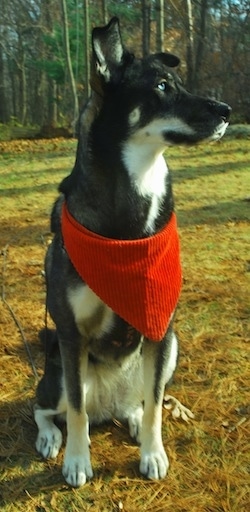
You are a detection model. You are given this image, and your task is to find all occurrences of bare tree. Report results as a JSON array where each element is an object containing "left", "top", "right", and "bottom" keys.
[
  {"left": 142, "top": 0, "right": 151, "bottom": 56},
  {"left": 185, "top": 0, "right": 195, "bottom": 91},
  {"left": 101, "top": 0, "right": 108, "bottom": 24},
  {"left": 84, "top": 0, "right": 90, "bottom": 99},
  {"left": 0, "top": 0, "right": 8, "bottom": 123},
  {"left": 61, "top": 0, "right": 79, "bottom": 127},
  {"left": 194, "top": 0, "right": 208, "bottom": 92},
  {"left": 155, "top": 0, "right": 164, "bottom": 52}
]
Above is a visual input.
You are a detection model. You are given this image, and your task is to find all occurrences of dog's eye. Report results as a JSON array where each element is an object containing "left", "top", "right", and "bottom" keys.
[
  {"left": 157, "top": 81, "right": 167, "bottom": 91},
  {"left": 157, "top": 74, "right": 175, "bottom": 91}
]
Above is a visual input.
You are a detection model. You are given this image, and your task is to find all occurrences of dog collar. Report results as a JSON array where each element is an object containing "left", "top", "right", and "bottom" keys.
[{"left": 61, "top": 202, "right": 182, "bottom": 342}]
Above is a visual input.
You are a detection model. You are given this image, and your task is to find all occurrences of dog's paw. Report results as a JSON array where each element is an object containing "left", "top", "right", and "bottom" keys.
[
  {"left": 128, "top": 407, "right": 143, "bottom": 443},
  {"left": 62, "top": 453, "right": 93, "bottom": 487},
  {"left": 36, "top": 424, "right": 62, "bottom": 459},
  {"left": 140, "top": 444, "right": 169, "bottom": 480},
  {"left": 163, "top": 394, "right": 194, "bottom": 422}
]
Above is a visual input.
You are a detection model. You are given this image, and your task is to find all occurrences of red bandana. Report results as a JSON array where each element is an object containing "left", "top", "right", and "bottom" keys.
[{"left": 61, "top": 203, "right": 182, "bottom": 342}]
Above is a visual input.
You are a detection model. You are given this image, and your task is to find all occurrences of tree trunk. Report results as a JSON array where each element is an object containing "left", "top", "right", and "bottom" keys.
[
  {"left": 17, "top": 34, "right": 27, "bottom": 124},
  {"left": 48, "top": 79, "right": 58, "bottom": 126},
  {"left": 101, "top": 0, "right": 108, "bottom": 24},
  {"left": 185, "top": 0, "right": 195, "bottom": 91},
  {"left": 0, "top": 45, "right": 8, "bottom": 122},
  {"left": 195, "top": 0, "right": 208, "bottom": 92},
  {"left": 155, "top": 0, "right": 164, "bottom": 52},
  {"left": 19, "top": 62, "right": 27, "bottom": 124},
  {"left": 61, "top": 0, "right": 79, "bottom": 128},
  {"left": 8, "top": 59, "right": 17, "bottom": 120},
  {"left": 83, "top": 0, "right": 90, "bottom": 99},
  {"left": 142, "top": 0, "right": 151, "bottom": 57}
]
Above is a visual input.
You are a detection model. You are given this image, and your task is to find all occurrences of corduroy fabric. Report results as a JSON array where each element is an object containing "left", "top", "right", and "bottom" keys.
[{"left": 61, "top": 202, "right": 182, "bottom": 341}]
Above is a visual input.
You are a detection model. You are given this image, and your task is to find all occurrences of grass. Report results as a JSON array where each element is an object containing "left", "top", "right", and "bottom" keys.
[{"left": 0, "top": 133, "right": 249, "bottom": 511}]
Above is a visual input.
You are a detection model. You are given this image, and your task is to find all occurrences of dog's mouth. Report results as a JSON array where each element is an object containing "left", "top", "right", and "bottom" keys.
[
  {"left": 209, "top": 119, "right": 229, "bottom": 141},
  {"left": 161, "top": 100, "right": 231, "bottom": 145},
  {"left": 162, "top": 117, "right": 230, "bottom": 145}
]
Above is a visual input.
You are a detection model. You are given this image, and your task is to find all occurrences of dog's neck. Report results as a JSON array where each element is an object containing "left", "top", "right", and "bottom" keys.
[
  {"left": 121, "top": 142, "right": 168, "bottom": 233},
  {"left": 122, "top": 143, "right": 167, "bottom": 197},
  {"left": 63, "top": 97, "right": 173, "bottom": 239}
]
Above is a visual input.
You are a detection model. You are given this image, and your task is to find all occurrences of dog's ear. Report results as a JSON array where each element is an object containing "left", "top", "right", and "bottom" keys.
[
  {"left": 92, "top": 17, "right": 132, "bottom": 85},
  {"left": 153, "top": 52, "right": 180, "bottom": 68}
]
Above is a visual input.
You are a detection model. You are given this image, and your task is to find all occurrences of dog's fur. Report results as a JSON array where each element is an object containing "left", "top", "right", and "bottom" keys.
[{"left": 34, "top": 18, "right": 231, "bottom": 487}]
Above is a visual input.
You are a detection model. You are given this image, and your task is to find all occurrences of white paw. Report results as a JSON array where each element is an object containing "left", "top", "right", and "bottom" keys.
[
  {"left": 128, "top": 407, "right": 143, "bottom": 443},
  {"left": 62, "top": 453, "right": 93, "bottom": 487},
  {"left": 163, "top": 394, "right": 194, "bottom": 422},
  {"left": 36, "top": 424, "right": 62, "bottom": 459},
  {"left": 140, "top": 444, "right": 169, "bottom": 480}
]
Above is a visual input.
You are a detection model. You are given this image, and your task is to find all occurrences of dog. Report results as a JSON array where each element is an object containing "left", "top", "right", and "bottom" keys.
[{"left": 34, "top": 17, "right": 231, "bottom": 487}]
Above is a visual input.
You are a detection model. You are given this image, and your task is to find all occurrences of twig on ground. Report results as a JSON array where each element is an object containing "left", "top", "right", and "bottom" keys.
[{"left": 1, "top": 244, "right": 39, "bottom": 380}]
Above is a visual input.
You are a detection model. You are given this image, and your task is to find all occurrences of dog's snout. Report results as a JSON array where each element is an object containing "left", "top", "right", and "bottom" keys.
[{"left": 208, "top": 101, "right": 232, "bottom": 122}]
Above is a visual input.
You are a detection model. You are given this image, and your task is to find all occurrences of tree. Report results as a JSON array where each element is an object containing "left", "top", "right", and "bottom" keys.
[
  {"left": 194, "top": 0, "right": 208, "bottom": 91},
  {"left": 142, "top": 0, "right": 151, "bottom": 56},
  {"left": 101, "top": 0, "right": 108, "bottom": 24},
  {"left": 61, "top": 0, "right": 79, "bottom": 128},
  {"left": 0, "top": 47, "right": 8, "bottom": 123},
  {"left": 185, "top": 0, "right": 195, "bottom": 91},
  {"left": 155, "top": 0, "right": 164, "bottom": 52},
  {"left": 83, "top": 0, "right": 90, "bottom": 98}
]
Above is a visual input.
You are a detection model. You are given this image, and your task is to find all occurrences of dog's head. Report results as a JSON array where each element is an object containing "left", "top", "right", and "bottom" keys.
[{"left": 90, "top": 18, "right": 231, "bottom": 146}]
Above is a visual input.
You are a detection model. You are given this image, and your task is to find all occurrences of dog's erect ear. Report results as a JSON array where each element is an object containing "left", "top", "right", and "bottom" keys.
[
  {"left": 152, "top": 52, "right": 180, "bottom": 68},
  {"left": 92, "top": 17, "right": 131, "bottom": 84}
]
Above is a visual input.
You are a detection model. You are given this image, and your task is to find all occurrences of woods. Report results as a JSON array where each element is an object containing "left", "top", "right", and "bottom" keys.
[{"left": 0, "top": 0, "right": 249, "bottom": 129}]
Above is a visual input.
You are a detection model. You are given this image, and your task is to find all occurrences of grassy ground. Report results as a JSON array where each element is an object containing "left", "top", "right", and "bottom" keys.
[{"left": 0, "top": 133, "right": 249, "bottom": 511}]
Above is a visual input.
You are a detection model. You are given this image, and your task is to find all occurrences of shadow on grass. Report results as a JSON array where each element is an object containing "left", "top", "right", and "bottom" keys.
[
  {"left": 172, "top": 159, "right": 248, "bottom": 183},
  {"left": 1, "top": 213, "right": 51, "bottom": 249},
  {"left": 177, "top": 198, "right": 250, "bottom": 226},
  {"left": 0, "top": 181, "right": 60, "bottom": 198}
]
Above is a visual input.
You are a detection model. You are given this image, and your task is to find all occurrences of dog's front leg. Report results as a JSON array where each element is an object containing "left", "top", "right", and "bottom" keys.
[
  {"left": 60, "top": 338, "right": 93, "bottom": 487},
  {"left": 140, "top": 337, "right": 170, "bottom": 480}
]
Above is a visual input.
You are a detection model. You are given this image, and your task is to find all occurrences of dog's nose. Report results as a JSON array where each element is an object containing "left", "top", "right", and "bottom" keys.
[{"left": 208, "top": 101, "right": 232, "bottom": 122}]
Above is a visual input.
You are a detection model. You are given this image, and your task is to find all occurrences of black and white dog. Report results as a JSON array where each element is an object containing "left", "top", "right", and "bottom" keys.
[{"left": 34, "top": 18, "right": 231, "bottom": 487}]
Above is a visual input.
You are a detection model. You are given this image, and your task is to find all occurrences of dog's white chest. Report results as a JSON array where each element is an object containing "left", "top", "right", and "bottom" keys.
[
  {"left": 122, "top": 142, "right": 168, "bottom": 233},
  {"left": 67, "top": 284, "right": 114, "bottom": 338}
]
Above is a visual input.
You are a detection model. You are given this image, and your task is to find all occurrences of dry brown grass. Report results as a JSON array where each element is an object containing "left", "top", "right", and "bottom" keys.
[{"left": 0, "top": 137, "right": 249, "bottom": 511}]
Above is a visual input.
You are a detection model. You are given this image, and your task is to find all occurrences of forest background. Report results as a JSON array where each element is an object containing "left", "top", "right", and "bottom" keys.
[{"left": 0, "top": 0, "right": 249, "bottom": 137}]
